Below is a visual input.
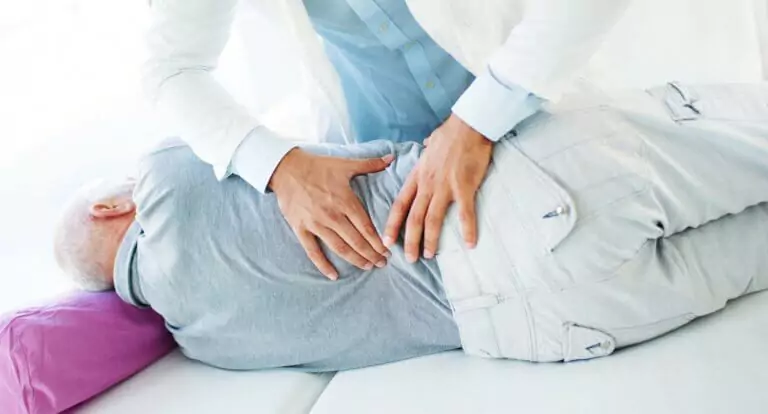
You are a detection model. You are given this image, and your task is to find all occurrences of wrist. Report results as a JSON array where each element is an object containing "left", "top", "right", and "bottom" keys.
[
  {"left": 268, "top": 148, "right": 303, "bottom": 193},
  {"left": 447, "top": 114, "right": 493, "bottom": 147}
]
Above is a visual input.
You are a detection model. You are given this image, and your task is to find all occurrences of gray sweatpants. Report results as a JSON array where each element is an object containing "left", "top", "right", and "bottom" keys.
[{"left": 437, "top": 82, "right": 768, "bottom": 362}]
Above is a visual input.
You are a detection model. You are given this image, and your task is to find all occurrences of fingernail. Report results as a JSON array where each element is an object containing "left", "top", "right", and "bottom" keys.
[
  {"left": 465, "top": 241, "right": 476, "bottom": 249},
  {"left": 383, "top": 250, "right": 392, "bottom": 258},
  {"left": 424, "top": 249, "right": 434, "bottom": 259},
  {"left": 382, "top": 154, "right": 395, "bottom": 163},
  {"left": 405, "top": 253, "right": 417, "bottom": 263},
  {"left": 383, "top": 236, "right": 394, "bottom": 247},
  {"left": 326, "top": 272, "right": 339, "bottom": 281},
  {"left": 363, "top": 262, "right": 374, "bottom": 270},
  {"left": 375, "top": 260, "right": 386, "bottom": 268}
]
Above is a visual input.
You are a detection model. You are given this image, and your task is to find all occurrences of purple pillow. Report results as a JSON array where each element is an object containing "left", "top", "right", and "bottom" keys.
[{"left": 0, "top": 291, "right": 176, "bottom": 414}]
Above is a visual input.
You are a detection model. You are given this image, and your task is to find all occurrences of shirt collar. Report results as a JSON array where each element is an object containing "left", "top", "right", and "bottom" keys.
[{"left": 113, "top": 221, "right": 149, "bottom": 307}]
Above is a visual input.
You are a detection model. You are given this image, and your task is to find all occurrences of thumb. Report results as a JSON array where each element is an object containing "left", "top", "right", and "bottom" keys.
[{"left": 346, "top": 154, "right": 395, "bottom": 176}]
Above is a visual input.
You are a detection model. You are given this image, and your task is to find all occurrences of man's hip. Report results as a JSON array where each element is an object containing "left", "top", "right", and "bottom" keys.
[{"left": 436, "top": 82, "right": 768, "bottom": 362}]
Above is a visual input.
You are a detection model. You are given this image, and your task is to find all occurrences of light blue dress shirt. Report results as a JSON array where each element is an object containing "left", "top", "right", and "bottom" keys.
[{"left": 233, "top": 0, "right": 543, "bottom": 191}]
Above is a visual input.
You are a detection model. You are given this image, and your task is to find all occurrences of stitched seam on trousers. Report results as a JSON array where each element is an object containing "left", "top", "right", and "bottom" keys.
[
  {"left": 498, "top": 140, "right": 562, "bottom": 258},
  {"left": 530, "top": 114, "right": 625, "bottom": 165},
  {"left": 606, "top": 313, "right": 696, "bottom": 333},
  {"left": 480, "top": 165, "right": 537, "bottom": 360},
  {"left": 483, "top": 212, "right": 535, "bottom": 360},
  {"left": 554, "top": 238, "right": 654, "bottom": 293},
  {"left": 445, "top": 188, "right": 504, "bottom": 356},
  {"left": 513, "top": 105, "right": 611, "bottom": 149},
  {"left": 564, "top": 134, "right": 652, "bottom": 228},
  {"left": 601, "top": 313, "right": 696, "bottom": 348},
  {"left": 477, "top": 162, "right": 511, "bottom": 358},
  {"left": 497, "top": 145, "right": 572, "bottom": 293},
  {"left": 533, "top": 131, "right": 620, "bottom": 166},
  {"left": 497, "top": 143, "right": 569, "bottom": 359},
  {"left": 567, "top": 184, "right": 651, "bottom": 230},
  {"left": 502, "top": 140, "right": 568, "bottom": 216}
]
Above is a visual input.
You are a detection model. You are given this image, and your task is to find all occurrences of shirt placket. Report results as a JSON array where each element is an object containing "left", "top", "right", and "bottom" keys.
[{"left": 346, "top": 0, "right": 452, "bottom": 118}]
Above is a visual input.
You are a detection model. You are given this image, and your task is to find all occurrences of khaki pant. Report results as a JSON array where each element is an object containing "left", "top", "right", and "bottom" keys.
[{"left": 437, "top": 83, "right": 768, "bottom": 362}]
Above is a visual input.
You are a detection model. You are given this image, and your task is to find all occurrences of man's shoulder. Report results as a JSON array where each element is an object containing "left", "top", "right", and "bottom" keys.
[
  {"left": 134, "top": 137, "right": 214, "bottom": 210},
  {"left": 143, "top": 136, "right": 192, "bottom": 158},
  {"left": 138, "top": 137, "right": 204, "bottom": 178}
]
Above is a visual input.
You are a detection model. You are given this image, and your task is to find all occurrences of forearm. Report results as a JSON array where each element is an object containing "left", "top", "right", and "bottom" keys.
[
  {"left": 145, "top": 0, "right": 281, "bottom": 190},
  {"left": 487, "top": 0, "right": 632, "bottom": 101}
]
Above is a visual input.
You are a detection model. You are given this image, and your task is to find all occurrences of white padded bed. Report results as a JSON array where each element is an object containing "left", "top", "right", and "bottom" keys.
[
  {"left": 80, "top": 291, "right": 768, "bottom": 413},
  {"left": 78, "top": 1, "right": 768, "bottom": 413},
  {"left": 312, "top": 292, "right": 768, "bottom": 414},
  {"left": 79, "top": 352, "right": 333, "bottom": 414}
]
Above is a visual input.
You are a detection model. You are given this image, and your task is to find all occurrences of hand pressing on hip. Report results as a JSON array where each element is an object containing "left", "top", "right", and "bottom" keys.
[
  {"left": 269, "top": 149, "right": 393, "bottom": 280},
  {"left": 384, "top": 114, "right": 493, "bottom": 262}
]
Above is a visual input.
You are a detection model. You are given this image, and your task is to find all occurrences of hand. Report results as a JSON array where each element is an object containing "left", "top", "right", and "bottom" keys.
[
  {"left": 269, "top": 149, "right": 394, "bottom": 280},
  {"left": 384, "top": 114, "right": 493, "bottom": 262}
]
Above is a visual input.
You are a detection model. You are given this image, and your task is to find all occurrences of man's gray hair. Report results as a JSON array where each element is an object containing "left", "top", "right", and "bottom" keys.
[{"left": 53, "top": 181, "right": 118, "bottom": 291}]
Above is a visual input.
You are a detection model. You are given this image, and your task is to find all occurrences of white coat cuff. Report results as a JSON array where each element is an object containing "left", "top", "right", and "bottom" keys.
[
  {"left": 452, "top": 68, "right": 543, "bottom": 141},
  {"left": 229, "top": 127, "right": 297, "bottom": 193}
]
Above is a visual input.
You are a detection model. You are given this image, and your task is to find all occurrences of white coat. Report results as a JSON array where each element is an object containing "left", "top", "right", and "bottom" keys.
[{"left": 144, "top": 0, "right": 765, "bottom": 178}]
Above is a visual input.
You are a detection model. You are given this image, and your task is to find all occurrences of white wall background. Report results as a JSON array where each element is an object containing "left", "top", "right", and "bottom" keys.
[
  {"left": 0, "top": 1, "right": 162, "bottom": 313},
  {"left": 0, "top": 0, "right": 299, "bottom": 314}
]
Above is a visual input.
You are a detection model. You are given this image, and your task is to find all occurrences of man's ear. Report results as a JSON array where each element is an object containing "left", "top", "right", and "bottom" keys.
[{"left": 90, "top": 199, "right": 136, "bottom": 219}]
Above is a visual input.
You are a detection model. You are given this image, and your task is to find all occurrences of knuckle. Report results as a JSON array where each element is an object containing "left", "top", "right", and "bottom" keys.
[
  {"left": 407, "top": 215, "right": 424, "bottom": 229},
  {"left": 335, "top": 243, "right": 352, "bottom": 255},
  {"left": 361, "top": 248, "right": 379, "bottom": 259},
  {"left": 348, "top": 238, "right": 367, "bottom": 251},
  {"left": 391, "top": 199, "right": 406, "bottom": 212},
  {"left": 362, "top": 223, "right": 377, "bottom": 236},
  {"left": 325, "top": 209, "right": 343, "bottom": 222},
  {"left": 352, "top": 254, "right": 369, "bottom": 264},
  {"left": 425, "top": 215, "right": 442, "bottom": 230}
]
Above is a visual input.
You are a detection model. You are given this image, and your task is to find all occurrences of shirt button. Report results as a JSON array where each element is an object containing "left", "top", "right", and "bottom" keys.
[
  {"left": 379, "top": 22, "right": 389, "bottom": 33},
  {"left": 425, "top": 80, "right": 435, "bottom": 89}
]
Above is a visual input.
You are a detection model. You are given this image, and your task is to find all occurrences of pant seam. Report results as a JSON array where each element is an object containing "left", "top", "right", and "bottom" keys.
[{"left": 480, "top": 160, "right": 538, "bottom": 360}]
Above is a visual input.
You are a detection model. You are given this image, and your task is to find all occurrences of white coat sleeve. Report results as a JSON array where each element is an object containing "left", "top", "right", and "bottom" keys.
[
  {"left": 487, "top": 0, "right": 632, "bottom": 100},
  {"left": 144, "top": 0, "right": 295, "bottom": 192}
]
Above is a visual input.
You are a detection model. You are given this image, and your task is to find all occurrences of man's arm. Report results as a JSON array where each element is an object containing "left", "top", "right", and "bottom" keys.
[
  {"left": 385, "top": 0, "right": 632, "bottom": 261},
  {"left": 145, "top": 0, "right": 391, "bottom": 279}
]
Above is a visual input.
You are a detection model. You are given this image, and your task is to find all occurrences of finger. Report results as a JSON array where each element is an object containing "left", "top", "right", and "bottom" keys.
[
  {"left": 384, "top": 168, "right": 419, "bottom": 248},
  {"left": 422, "top": 192, "right": 452, "bottom": 259},
  {"left": 314, "top": 225, "right": 375, "bottom": 271},
  {"left": 333, "top": 210, "right": 387, "bottom": 268},
  {"left": 296, "top": 229, "right": 338, "bottom": 280},
  {"left": 456, "top": 190, "right": 479, "bottom": 248},
  {"left": 423, "top": 137, "right": 431, "bottom": 147},
  {"left": 404, "top": 190, "right": 431, "bottom": 263},
  {"left": 347, "top": 154, "right": 395, "bottom": 177},
  {"left": 345, "top": 197, "right": 391, "bottom": 263}
]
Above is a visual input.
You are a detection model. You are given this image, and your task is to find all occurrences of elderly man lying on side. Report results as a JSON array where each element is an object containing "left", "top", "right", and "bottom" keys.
[{"left": 54, "top": 83, "right": 768, "bottom": 371}]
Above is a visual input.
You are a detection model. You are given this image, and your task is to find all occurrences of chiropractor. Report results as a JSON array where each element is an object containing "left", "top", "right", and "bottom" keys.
[{"left": 144, "top": 0, "right": 631, "bottom": 280}]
